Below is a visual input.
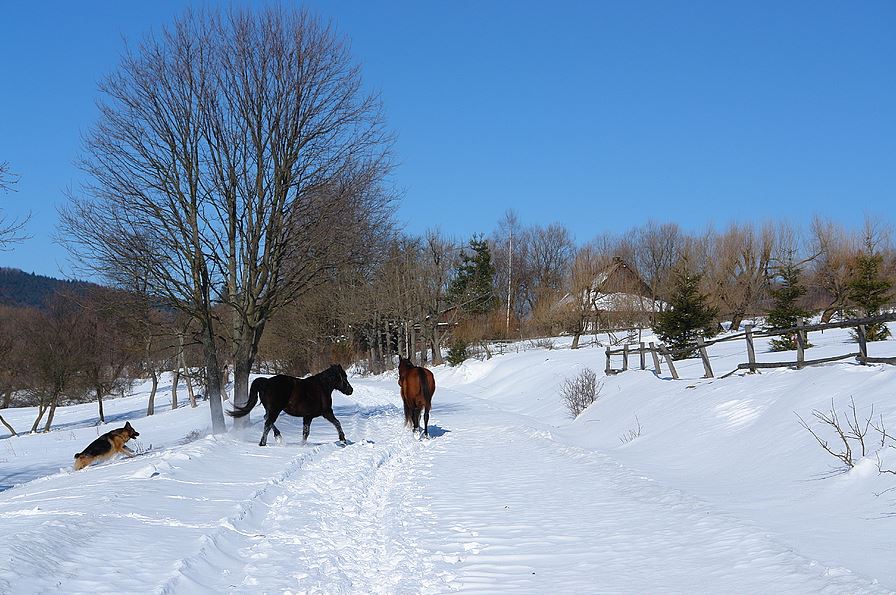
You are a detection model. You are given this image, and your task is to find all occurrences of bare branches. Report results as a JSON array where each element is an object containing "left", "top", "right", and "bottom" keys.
[
  {"left": 561, "top": 367, "right": 601, "bottom": 418},
  {"left": 798, "top": 398, "right": 896, "bottom": 473},
  {"left": 0, "top": 161, "right": 30, "bottom": 249},
  {"left": 797, "top": 401, "right": 854, "bottom": 469}
]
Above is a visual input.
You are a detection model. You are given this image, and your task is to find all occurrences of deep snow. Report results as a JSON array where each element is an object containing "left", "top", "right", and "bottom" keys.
[{"left": 1, "top": 325, "right": 895, "bottom": 594}]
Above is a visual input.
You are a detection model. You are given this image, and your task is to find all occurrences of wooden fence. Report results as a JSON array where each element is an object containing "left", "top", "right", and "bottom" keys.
[{"left": 605, "top": 312, "right": 896, "bottom": 380}]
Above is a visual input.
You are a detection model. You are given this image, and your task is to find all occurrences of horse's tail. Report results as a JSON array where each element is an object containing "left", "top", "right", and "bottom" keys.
[
  {"left": 227, "top": 377, "right": 264, "bottom": 418},
  {"left": 418, "top": 367, "right": 435, "bottom": 404}
]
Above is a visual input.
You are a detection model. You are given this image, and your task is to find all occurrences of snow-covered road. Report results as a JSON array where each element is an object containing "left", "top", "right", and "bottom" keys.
[{"left": 3, "top": 331, "right": 896, "bottom": 594}]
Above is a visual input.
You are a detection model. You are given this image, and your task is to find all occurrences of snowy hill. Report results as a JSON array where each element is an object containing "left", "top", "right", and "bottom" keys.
[{"left": 1, "top": 326, "right": 895, "bottom": 593}]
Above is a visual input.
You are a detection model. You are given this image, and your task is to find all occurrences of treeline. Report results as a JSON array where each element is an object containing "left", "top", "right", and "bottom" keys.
[
  {"left": 0, "top": 267, "right": 99, "bottom": 308},
  {"left": 1, "top": 213, "right": 893, "bottom": 430}
]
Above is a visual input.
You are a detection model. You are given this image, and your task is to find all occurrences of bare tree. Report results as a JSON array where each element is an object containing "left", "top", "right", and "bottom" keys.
[
  {"left": 705, "top": 223, "right": 775, "bottom": 331},
  {"left": 559, "top": 243, "right": 612, "bottom": 349},
  {"left": 60, "top": 7, "right": 393, "bottom": 433},
  {"left": 632, "top": 221, "right": 682, "bottom": 318},
  {"left": 418, "top": 230, "right": 457, "bottom": 364},
  {"left": 79, "top": 288, "right": 139, "bottom": 423},
  {"left": 809, "top": 217, "right": 856, "bottom": 323},
  {"left": 527, "top": 223, "right": 575, "bottom": 313},
  {"left": 0, "top": 161, "right": 29, "bottom": 248},
  {"left": 24, "top": 294, "right": 89, "bottom": 433}
]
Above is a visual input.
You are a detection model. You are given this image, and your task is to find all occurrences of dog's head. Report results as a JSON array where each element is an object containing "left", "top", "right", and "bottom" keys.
[{"left": 124, "top": 421, "right": 140, "bottom": 439}]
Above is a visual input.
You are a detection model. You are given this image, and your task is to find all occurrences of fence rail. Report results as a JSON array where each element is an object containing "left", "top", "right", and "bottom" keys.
[{"left": 605, "top": 312, "right": 896, "bottom": 379}]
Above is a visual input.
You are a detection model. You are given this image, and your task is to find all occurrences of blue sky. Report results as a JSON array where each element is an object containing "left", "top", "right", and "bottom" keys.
[{"left": 1, "top": 1, "right": 893, "bottom": 278}]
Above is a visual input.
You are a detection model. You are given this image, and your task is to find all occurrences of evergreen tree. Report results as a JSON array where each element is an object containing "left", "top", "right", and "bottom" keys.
[
  {"left": 654, "top": 268, "right": 718, "bottom": 359},
  {"left": 848, "top": 250, "right": 893, "bottom": 341},
  {"left": 766, "top": 259, "right": 813, "bottom": 351},
  {"left": 448, "top": 235, "right": 497, "bottom": 315}
]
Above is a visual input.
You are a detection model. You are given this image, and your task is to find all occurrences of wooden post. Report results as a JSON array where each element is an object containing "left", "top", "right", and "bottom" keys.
[
  {"left": 649, "top": 342, "right": 663, "bottom": 375},
  {"left": 605, "top": 346, "right": 612, "bottom": 375},
  {"left": 795, "top": 327, "right": 805, "bottom": 369},
  {"left": 745, "top": 324, "right": 757, "bottom": 373},
  {"left": 697, "top": 336, "right": 713, "bottom": 378},
  {"left": 622, "top": 343, "right": 629, "bottom": 372},
  {"left": 639, "top": 342, "right": 646, "bottom": 370},
  {"left": 857, "top": 324, "right": 868, "bottom": 363},
  {"left": 660, "top": 345, "right": 679, "bottom": 379}
]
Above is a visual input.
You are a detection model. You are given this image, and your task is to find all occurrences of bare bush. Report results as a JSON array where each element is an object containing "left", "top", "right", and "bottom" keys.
[
  {"left": 528, "top": 338, "right": 555, "bottom": 350},
  {"left": 561, "top": 367, "right": 601, "bottom": 418},
  {"left": 797, "top": 398, "right": 896, "bottom": 473}
]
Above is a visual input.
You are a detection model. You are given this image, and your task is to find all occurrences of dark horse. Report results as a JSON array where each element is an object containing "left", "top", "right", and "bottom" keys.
[
  {"left": 228, "top": 364, "right": 353, "bottom": 446},
  {"left": 398, "top": 356, "right": 435, "bottom": 438}
]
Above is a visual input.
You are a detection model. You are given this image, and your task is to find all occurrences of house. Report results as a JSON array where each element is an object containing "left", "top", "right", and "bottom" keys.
[{"left": 558, "top": 256, "right": 661, "bottom": 330}]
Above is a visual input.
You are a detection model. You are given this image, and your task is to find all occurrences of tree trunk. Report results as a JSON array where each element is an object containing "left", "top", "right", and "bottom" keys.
[
  {"left": 1, "top": 388, "right": 11, "bottom": 409},
  {"left": 147, "top": 370, "right": 158, "bottom": 416},
  {"left": 202, "top": 329, "right": 227, "bottom": 434},
  {"left": 729, "top": 314, "right": 743, "bottom": 333},
  {"left": 171, "top": 368, "right": 179, "bottom": 410},
  {"left": 0, "top": 414, "right": 17, "bottom": 437},
  {"left": 31, "top": 402, "right": 48, "bottom": 433},
  {"left": 431, "top": 323, "right": 444, "bottom": 365},
  {"left": 96, "top": 386, "right": 105, "bottom": 423},
  {"left": 186, "top": 373, "right": 197, "bottom": 408},
  {"left": 43, "top": 394, "right": 61, "bottom": 433}
]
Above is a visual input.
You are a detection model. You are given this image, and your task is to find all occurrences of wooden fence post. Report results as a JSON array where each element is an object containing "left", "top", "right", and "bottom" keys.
[
  {"left": 697, "top": 336, "right": 713, "bottom": 378},
  {"left": 649, "top": 341, "right": 663, "bottom": 375},
  {"left": 857, "top": 324, "right": 868, "bottom": 364},
  {"left": 639, "top": 341, "right": 646, "bottom": 370},
  {"left": 622, "top": 344, "right": 629, "bottom": 372},
  {"left": 605, "top": 346, "right": 612, "bottom": 375},
  {"left": 744, "top": 325, "right": 757, "bottom": 373},
  {"left": 660, "top": 345, "right": 679, "bottom": 380},
  {"left": 795, "top": 327, "right": 805, "bottom": 369}
]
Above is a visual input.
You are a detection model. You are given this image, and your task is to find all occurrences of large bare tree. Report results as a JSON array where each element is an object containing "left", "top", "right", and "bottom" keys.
[
  {"left": 61, "top": 7, "right": 392, "bottom": 433},
  {"left": 705, "top": 223, "right": 775, "bottom": 331}
]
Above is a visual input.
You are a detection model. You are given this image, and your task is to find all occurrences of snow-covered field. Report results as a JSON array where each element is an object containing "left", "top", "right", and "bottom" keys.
[{"left": 2, "top": 325, "right": 896, "bottom": 594}]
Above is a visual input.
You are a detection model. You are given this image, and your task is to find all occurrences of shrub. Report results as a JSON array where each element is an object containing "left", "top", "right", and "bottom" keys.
[
  {"left": 561, "top": 367, "right": 601, "bottom": 417},
  {"left": 446, "top": 338, "right": 470, "bottom": 367}
]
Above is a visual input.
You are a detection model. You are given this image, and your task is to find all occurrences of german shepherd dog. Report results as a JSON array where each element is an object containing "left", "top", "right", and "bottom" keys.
[{"left": 73, "top": 422, "right": 140, "bottom": 471}]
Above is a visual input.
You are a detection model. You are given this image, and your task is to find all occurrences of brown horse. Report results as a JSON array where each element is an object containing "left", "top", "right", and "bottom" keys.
[
  {"left": 227, "top": 364, "right": 353, "bottom": 446},
  {"left": 398, "top": 356, "right": 435, "bottom": 438}
]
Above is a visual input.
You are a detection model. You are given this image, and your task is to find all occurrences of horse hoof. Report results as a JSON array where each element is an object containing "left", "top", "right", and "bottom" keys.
[{"left": 275, "top": 435, "right": 283, "bottom": 445}]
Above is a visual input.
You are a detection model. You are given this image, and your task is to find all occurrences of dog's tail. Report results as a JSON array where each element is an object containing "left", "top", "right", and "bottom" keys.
[{"left": 227, "top": 377, "right": 264, "bottom": 418}]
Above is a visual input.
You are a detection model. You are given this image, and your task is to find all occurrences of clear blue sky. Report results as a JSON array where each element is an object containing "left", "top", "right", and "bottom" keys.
[{"left": 1, "top": 1, "right": 893, "bottom": 278}]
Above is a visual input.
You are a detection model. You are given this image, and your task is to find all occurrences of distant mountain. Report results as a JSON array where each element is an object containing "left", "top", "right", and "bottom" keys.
[{"left": 0, "top": 267, "right": 99, "bottom": 308}]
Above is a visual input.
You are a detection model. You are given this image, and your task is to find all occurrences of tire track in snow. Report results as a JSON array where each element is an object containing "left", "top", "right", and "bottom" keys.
[{"left": 159, "top": 386, "right": 457, "bottom": 594}]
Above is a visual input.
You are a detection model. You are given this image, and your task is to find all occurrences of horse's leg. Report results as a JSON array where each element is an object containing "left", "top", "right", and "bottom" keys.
[
  {"left": 260, "top": 408, "right": 281, "bottom": 446},
  {"left": 423, "top": 405, "right": 430, "bottom": 438},
  {"left": 272, "top": 424, "right": 283, "bottom": 444},
  {"left": 322, "top": 409, "right": 347, "bottom": 443},
  {"left": 413, "top": 406, "right": 422, "bottom": 433},
  {"left": 302, "top": 416, "right": 313, "bottom": 443}
]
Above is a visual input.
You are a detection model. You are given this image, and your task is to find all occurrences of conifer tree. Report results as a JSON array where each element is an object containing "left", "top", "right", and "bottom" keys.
[
  {"left": 766, "top": 259, "right": 813, "bottom": 351},
  {"left": 654, "top": 268, "right": 717, "bottom": 359},
  {"left": 448, "top": 235, "right": 497, "bottom": 315},
  {"left": 848, "top": 250, "right": 893, "bottom": 341}
]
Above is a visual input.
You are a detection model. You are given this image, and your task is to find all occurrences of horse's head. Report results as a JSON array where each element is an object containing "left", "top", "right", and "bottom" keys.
[
  {"left": 398, "top": 356, "right": 413, "bottom": 376},
  {"left": 330, "top": 364, "right": 354, "bottom": 395}
]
